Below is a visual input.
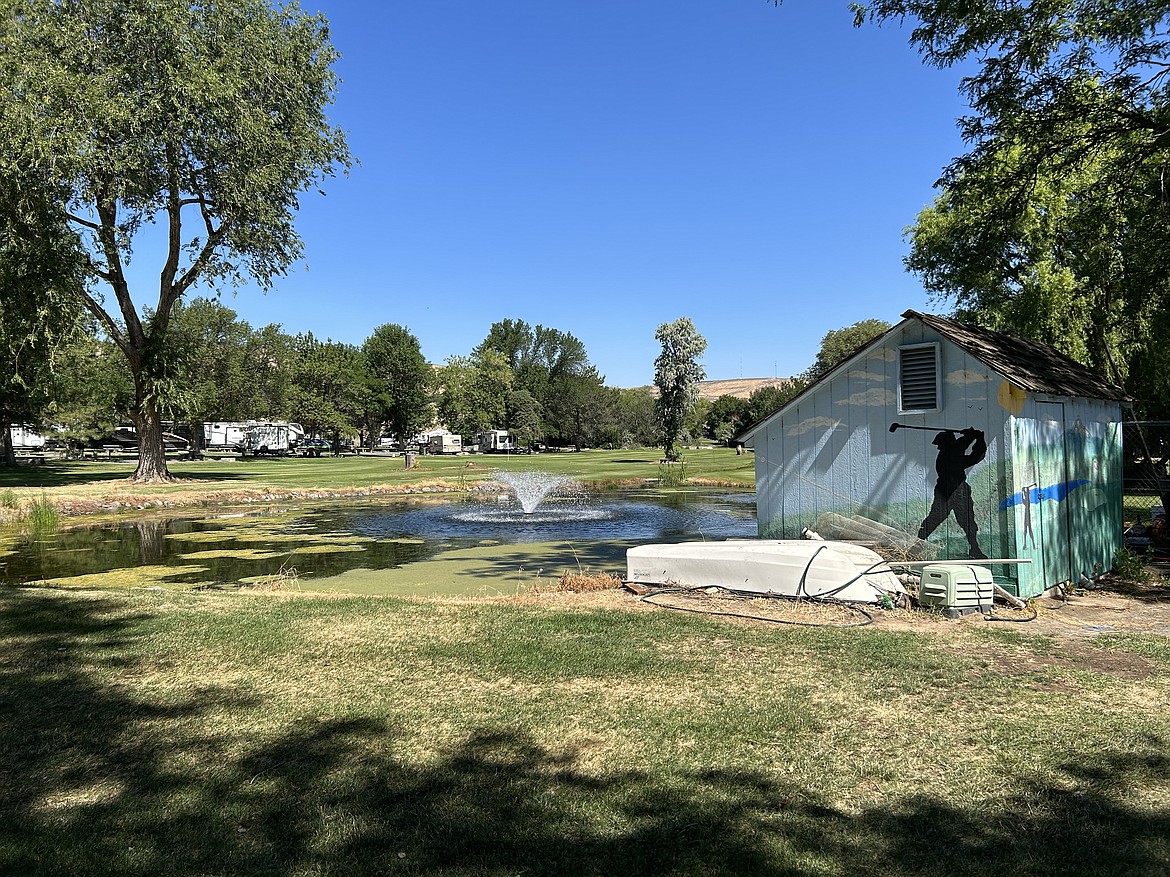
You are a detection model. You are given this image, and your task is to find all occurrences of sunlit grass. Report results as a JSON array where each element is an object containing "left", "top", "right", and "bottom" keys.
[{"left": 0, "top": 447, "right": 755, "bottom": 504}]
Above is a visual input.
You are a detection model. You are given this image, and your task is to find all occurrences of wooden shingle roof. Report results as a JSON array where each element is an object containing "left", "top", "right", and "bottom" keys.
[{"left": 904, "top": 310, "right": 1133, "bottom": 403}]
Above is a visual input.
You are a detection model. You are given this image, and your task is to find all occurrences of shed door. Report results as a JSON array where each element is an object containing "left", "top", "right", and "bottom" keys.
[{"left": 1034, "top": 402, "right": 1073, "bottom": 587}]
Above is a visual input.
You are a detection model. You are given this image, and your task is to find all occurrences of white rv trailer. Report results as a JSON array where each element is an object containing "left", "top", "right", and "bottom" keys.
[
  {"left": 10, "top": 425, "right": 47, "bottom": 450},
  {"left": 476, "top": 429, "right": 516, "bottom": 453},
  {"left": 203, "top": 422, "right": 251, "bottom": 450},
  {"left": 241, "top": 422, "right": 306, "bottom": 456},
  {"left": 427, "top": 431, "right": 463, "bottom": 454}
]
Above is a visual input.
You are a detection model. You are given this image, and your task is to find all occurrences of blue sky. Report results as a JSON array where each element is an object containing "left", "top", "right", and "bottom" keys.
[{"left": 173, "top": 0, "right": 973, "bottom": 388}]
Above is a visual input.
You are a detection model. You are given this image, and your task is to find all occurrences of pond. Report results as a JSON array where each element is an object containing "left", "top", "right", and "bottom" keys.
[{"left": 0, "top": 488, "right": 757, "bottom": 597}]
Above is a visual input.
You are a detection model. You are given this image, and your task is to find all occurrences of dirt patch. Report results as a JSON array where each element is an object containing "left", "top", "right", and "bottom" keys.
[{"left": 506, "top": 583, "right": 1170, "bottom": 644}]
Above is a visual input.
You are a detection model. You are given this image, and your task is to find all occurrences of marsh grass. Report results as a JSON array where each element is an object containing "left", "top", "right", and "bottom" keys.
[
  {"left": 2, "top": 587, "right": 1167, "bottom": 876},
  {"left": 24, "top": 493, "right": 59, "bottom": 537},
  {"left": 656, "top": 459, "right": 689, "bottom": 487},
  {"left": 0, "top": 488, "right": 16, "bottom": 509}
]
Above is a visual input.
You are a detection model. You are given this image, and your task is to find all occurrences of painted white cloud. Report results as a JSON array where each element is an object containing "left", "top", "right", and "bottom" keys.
[
  {"left": 869, "top": 348, "right": 897, "bottom": 362},
  {"left": 836, "top": 389, "right": 897, "bottom": 407},
  {"left": 786, "top": 416, "right": 842, "bottom": 437},
  {"left": 945, "top": 369, "right": 990, "bottom": 386},
  {"left": 846, "top": 370, "right": 889, "bottom": 382}
]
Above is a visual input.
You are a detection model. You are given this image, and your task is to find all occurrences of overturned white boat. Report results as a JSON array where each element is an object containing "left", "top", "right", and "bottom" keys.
[{"left": 626, "top": 540, "right": 905, "bottom": 604}]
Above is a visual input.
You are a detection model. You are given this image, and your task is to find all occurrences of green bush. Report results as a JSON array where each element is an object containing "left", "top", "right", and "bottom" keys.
[{"left": 1112, "top": 546, "right": 1153, "bottom": 583}]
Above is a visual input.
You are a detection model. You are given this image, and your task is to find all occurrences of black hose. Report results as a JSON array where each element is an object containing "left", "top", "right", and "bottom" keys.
[
  {"left": 983, "top": 604, "right": 1038, "bottom": 623},
  {"left": 639, "top": 584, "right": 874, "bottom": 628}
]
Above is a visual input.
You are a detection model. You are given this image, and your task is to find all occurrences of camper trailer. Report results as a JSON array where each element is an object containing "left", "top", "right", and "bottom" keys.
[
  {"left": 203, "top": 422, "right": 251, "bottom": 451},
  {"left": 241, "top": 422, "right": 306, "bottom": 457},
  {"left": 476, "top": 429, "right": 516, "bottom": 453},
  {"left": 427, "top": 431, "right": 463, "bottom": 455},
  {"left": 10, "top": 425, "right": 47, "bottom": 450}
]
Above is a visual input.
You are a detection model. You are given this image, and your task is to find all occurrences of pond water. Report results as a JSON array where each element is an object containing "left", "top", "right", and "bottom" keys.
[{"left": 1, "top": 489, "right": 757, "bottom": 595}]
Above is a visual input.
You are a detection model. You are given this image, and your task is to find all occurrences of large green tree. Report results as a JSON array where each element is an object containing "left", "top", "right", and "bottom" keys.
[
  {"left": 362, "top": 324, "right": 433, "bottom": 447},
  {"left": 240, "top": 324, "right": 296, "bottom": 422},
  {"left": 475, "top": 319, "right": 602, "bottom": 445},
  {"left": 613, "top": 387, "right": 658, "bottom": 448},
  {"left": 436, "top": 351, "right": 512, "bottom": 440},
  {"left": 50, "top": 334, "right": 135, "bottom": 452},
  {"left": 287, "top": 334, "right": 366, "bottom": 447},
  {"left": 155, "top": 297, "right": 251, "bottom": 454},
  {"left": 653, "top": 317, "right": 706, "bottom": 462},
  {"left": 0, "top": 0, "right": 350, "bottom": 481}
]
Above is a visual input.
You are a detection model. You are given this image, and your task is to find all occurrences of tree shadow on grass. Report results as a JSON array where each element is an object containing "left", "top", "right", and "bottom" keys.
[
  {"left": 2, "top": 589, "right": 1168, "bottom": 876},
  {"left": 445, "top": 541, "right": 635, "bottom": 582},
  {"left": 0, "top": 460, "right": 254, "bottom": 490}
]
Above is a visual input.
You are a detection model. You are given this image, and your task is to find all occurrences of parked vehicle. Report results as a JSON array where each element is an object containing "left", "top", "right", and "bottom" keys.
[
  {"left": 203, "top": 421, "right": 251, "bottom": 451},
  {"left": 10, "top": 425, "right": 47, "bottom": 450},
  {"left": 299, "top": 438, "right": 331, "bottom": 457},
  {"left": 241, "top": 422, "right": 305, "bottom": 457},
  {"left": 476, "top": 429, "right": 516, "bottom": 453},
  {"left": 105, "top": 426, "right": 189, "bottom": 451},
  {"left": 427, "top": 432, "right": 463, "bottom": 454}
]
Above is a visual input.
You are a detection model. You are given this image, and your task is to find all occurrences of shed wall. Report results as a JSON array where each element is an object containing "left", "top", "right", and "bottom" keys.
[{"left": 753, "top": 322, "right": 1124, "bottom": 594}]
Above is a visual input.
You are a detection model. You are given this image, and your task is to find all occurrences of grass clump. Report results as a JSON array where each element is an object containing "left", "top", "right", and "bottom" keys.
[
  {"left": 532, "top": 570, "right": 623, "bottom": 594},
  {"left": 657, "top": 459, "right": 688, "bottom": 487},
  {"left": 24, "top": 492, "right": 59, "bottom": 537}
]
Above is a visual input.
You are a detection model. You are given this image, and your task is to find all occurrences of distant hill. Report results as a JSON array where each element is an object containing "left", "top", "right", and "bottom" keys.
[
  {"left": 695, "top": 378, "right": 792, "bottom": 400},
  {"left": 634, "top": 378, "right": 793, "bottom": 401}
]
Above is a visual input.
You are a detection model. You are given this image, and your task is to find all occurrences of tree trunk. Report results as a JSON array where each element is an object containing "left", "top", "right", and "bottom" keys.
[
  {"left": 1, "top": 418, "right": 14, "bottom": 468},
  {"left": 132, "top": 394, "right": 174, "bottom": 483},
  {"left": 191, "top": 419, "right": 206, "bottom": 458}
]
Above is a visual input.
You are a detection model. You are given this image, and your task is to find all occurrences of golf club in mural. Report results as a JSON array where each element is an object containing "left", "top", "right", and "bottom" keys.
[
  {"left": 892, "top": 422, "right": 989, "bottom": 560},
  {"left": 889, "top": 422, "right": 967, "bottom": 434}
]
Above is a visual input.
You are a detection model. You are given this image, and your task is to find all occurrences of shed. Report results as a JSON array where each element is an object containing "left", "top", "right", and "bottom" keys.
[{"left": 738, "top": 311, "right": 1132, "bottom": 598}]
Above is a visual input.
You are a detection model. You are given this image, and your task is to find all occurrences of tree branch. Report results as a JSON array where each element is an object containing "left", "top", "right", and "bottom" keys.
[{"left": 65, "top": 212, "right": 102, "bottom": 232}]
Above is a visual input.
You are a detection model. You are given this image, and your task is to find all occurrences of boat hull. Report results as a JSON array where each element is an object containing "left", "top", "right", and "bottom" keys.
[{"left": 626, "top": 540, "right": 905, "bottom": 604}]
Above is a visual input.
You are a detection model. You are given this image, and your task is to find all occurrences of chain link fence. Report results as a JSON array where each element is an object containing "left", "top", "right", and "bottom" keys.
[{"left": 1123, "top": 421, "right": 1169, "bottom": 556}]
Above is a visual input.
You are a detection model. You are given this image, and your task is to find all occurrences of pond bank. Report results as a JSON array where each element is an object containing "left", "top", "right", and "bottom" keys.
[{"left": 0, "top": 480, "right": 474, "bottom": 525}]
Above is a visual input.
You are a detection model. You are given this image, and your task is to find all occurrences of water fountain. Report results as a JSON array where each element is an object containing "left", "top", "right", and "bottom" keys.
[{"left": 495, "top": 471, "right": 573, "bottom": 514}]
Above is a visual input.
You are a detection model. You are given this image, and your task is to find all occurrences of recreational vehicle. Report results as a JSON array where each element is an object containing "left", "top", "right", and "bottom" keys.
[
  {"left": 241, "top": 422, "right": 306, "bottom": 457},
  {"left": 427, "top": 431, "right": 463, "bottom": 455},
  {"left": 203, "top": 422, "right": 251, "bottom": 451},
  {"left": 477, "top": 429, "right": 516, "bottom": 453},
  {"left": 10, "top": 425, "right": 47, "bottom": 450}
]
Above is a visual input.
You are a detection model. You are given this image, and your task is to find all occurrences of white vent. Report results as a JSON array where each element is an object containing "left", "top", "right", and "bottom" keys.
[{"left": 899, "top": 344, "right": 940, "bottom": 412}]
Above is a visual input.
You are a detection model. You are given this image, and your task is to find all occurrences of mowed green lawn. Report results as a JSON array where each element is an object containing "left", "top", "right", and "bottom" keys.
[
  {"left": 1, "top": 587, "right": 1168, "bottom": 876},
  {"left": 0, "top": 446, "right": 754, "bottom": 504}
]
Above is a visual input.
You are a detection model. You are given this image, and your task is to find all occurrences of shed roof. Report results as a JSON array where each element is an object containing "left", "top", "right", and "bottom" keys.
[
  {"left": 905, "top": 310, "right": 1132, "bottom": 403},
  {"left": 737, "top": 311, "right": 1131, "bottom": 444}
]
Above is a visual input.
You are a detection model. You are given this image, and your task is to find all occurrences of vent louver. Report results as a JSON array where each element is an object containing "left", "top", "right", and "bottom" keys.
[{"left": 900, "top": 345, "right": 939, "bottom": 411}]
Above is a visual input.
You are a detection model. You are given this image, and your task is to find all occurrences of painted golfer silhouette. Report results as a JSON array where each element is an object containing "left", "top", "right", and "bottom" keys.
[
  {"left": 1020, "top": 480, "right": 1037, "bottom": 549},
  {"left": 916, "top": 427, "right": 988, "bottom": 559}
]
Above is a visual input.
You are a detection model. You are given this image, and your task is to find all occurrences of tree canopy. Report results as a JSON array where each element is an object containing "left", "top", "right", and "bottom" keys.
[
  {"left": 841, "top": 1, "right": 1170, "bottom": 414},
  {"left": 0, "top": 0, "right": 351, "bottom": 479},
  {"left": 805, "top": 319, "right": 891, "bottom": 380}
]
